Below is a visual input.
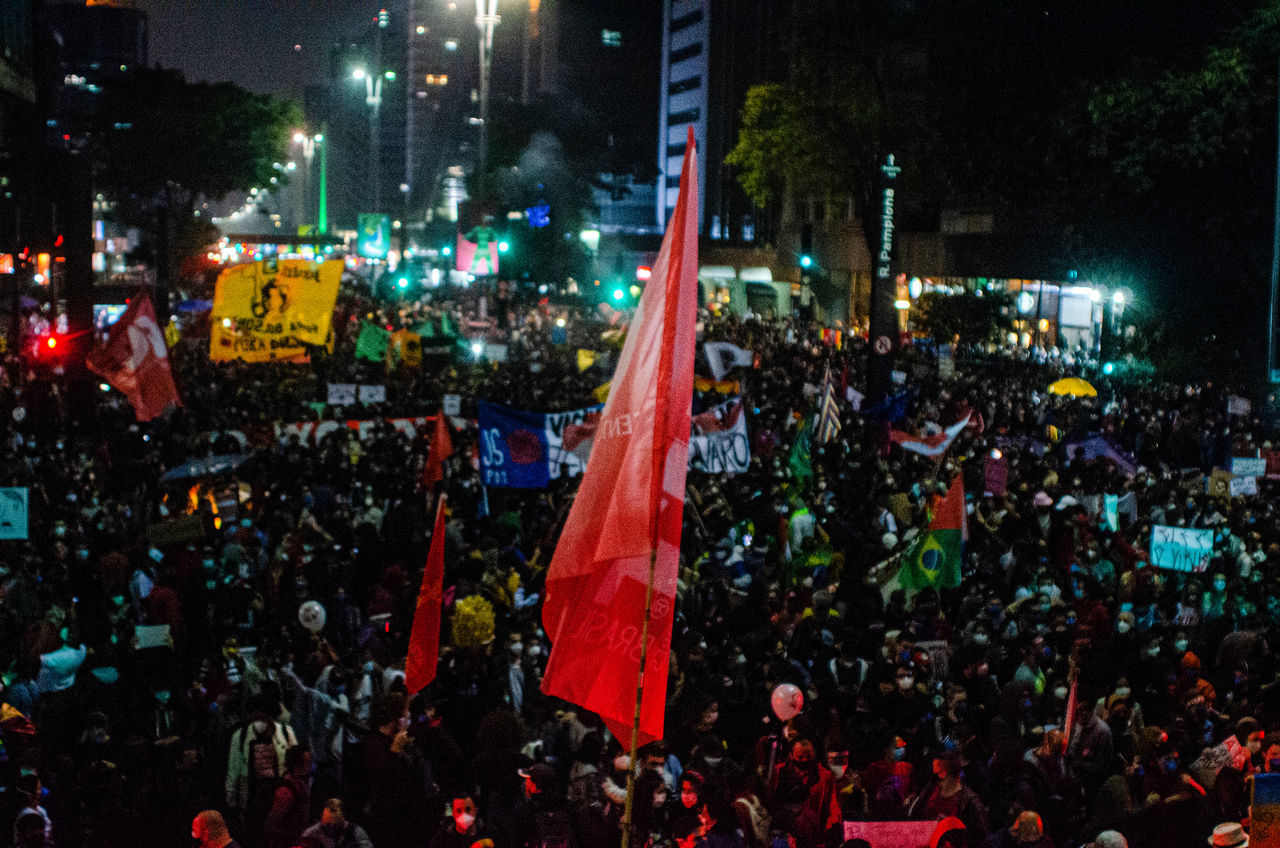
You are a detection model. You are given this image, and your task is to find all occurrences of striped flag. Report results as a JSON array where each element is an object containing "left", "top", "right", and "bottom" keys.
[{"left": 815, "top": 365, "right": 841, "bottom": 445}]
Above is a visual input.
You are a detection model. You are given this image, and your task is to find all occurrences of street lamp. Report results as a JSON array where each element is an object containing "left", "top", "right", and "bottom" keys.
[
  {"left": 475, "top": 0, "right": 500, "bottom": 172},
  {"left": 292, "top": 129, "right": 327, "bottom": 234},
  {"left": 353, "top": 8, "right": 393, "bottom": 214}
]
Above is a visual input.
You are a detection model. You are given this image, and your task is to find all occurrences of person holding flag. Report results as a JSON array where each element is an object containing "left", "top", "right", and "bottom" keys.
[
  {"left": 540, "top": 126, "right": 701, "bottom": 848},
  {"left": 890, "top": 475, "right": 967, "bottom": 601}
]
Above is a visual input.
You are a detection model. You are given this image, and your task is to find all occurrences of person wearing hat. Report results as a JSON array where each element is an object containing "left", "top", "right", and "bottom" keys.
[
  {"left": 1172, "top": 652, "right": 1218, "bottom": 711},
  {"left": 1207, "top": 822, "right": 1248, "bottom": 848}
]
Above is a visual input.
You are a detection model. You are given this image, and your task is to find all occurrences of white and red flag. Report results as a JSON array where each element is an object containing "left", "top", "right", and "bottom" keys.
[
  {"left": 86, "top": 293, "right": 181, "bottom": 421},
  {"left": 540, "top": 127, "right": 700, "bottom": 747},
  {"left": 889, "top": 413, "right": 971, "bottom": 458}
]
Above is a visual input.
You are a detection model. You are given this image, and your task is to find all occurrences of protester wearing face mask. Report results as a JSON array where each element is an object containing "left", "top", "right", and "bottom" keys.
[
  {"left": 860, "top": 734, "right": 913, "bottom": 818},
  {"left": 824, "top": 744, "right": 863, "bottom": 820},
  {"left": 768, "top": 739, "right": 841, "bottom": 848},
  {"left": 1171, "top": 651, "right": 1217, "bottom": 712},
  {"left": 911, "top": 751, "right": 988, "bottom": 844},
  {"left": 429, "top": 796, "right": 492, "bottom": 848},
  {"left": 225, "top": 697, "right": 297, "bottom": 834}
]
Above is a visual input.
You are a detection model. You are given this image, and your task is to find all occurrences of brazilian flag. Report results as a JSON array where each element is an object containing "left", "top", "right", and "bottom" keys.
[{"left": 896, "top": 475, "right": 965, "bottom": 597}]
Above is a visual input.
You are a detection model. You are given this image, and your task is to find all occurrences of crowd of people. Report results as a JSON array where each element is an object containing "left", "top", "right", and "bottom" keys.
[{"left": 0, "top": 277, "right": 1278, "bottom": 848}]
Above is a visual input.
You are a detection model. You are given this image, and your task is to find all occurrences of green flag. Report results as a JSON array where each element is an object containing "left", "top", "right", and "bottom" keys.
[
  {"left": 355, "top": 322, "right": 391, "bottom": 362},
  {"left": 440, "top": 312, "right": 458, "bottom": 338},
  {"left": 415, "top": 319, "right": 437, "bottom": 339},
  {"left": 895, "top": 476, "right": 965, "bottom": 598},
  {"left": 788, "top": 417, "right": 813, "bottom": 489}
]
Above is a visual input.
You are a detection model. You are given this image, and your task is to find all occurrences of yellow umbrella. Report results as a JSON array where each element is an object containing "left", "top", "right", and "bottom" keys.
[{"left": 1048, "top": 377, "right": 1097, "bottom": 397}]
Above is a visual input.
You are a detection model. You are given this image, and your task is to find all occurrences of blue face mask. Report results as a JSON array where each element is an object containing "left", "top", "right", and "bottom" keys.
[
  {"left": 1160, "top": 756, "right": 1178, "bottom": 774},
  {"left": 892, "top": 747, "right": 906, "bottom": 761}
]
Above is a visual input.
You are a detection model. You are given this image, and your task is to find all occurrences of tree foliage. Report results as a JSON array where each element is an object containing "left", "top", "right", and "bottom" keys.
[
  {"left": 725, "top": 84, "right": 831, "bottom": 207},
  {"left": 915, "top": 291, "right": 1014, "bottom": 347},
  {"left": 93, "top": 68, "right": 301, "bottom": 210}
]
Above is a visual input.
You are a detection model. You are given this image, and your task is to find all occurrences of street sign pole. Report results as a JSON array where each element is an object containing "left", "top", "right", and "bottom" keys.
[{"left": 868, "top": 153, "right": 901, "bottom": 403}]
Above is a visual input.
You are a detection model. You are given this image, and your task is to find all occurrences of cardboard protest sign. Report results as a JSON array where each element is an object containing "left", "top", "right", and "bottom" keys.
[
  {"left": 1231, "top": 457, "right": 1267, "bottom": 478},
  {"left": 1150, "top": 525, "right": 1213, "bottom": 572},
  {"left": 0, "top": 487, "right": 28, "bottom": 540}
]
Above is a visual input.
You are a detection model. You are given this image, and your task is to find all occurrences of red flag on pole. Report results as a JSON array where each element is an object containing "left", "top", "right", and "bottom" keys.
[
  {"left": 405, "top": 495, "right": 448, "bottom": 695},
  {"left": 86, "top": 292, "right": 181, "bottom": 421},
  {"left": 540, "top": 126, "right": 700, "bottom": 748},
  {"left": 422, "top": 414, "right": 453, "bottom": 491}
]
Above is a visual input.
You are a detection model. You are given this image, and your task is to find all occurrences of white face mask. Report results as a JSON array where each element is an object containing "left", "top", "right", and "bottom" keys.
[
  {"left": 1054, "top": 687, "right": 1069, "bottom": 700},
  {"left": 829, "top": 764, "right": 847, "bottom": 779},
  {"left": 898, "top": 676, "right": 915, "bottom": 691},
  {"left": 1117, "top": 621, "right": 1131, "bottom": 634},
  {"left": 455, "top": 813, "right": 475, "bottom": 831},
  {"left": 1174, "top": 640, "right": 1189, "bottom": 652},
  {"left": 253, "top": 720, "right": 271, "bottom": 736}
]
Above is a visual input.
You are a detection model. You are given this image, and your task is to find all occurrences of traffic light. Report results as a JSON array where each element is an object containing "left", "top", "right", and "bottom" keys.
[
  {"left": 498, "top": 240, "right": 509, "bottom": 253},
  {"left": 396, "top": 276, "right": 409, "bottom": 289},
  {"left": 799, "top": 255, "right": 813, "bottom": 269}
]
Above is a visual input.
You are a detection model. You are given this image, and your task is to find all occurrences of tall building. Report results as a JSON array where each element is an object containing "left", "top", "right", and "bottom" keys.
[
  {"left": 656, "top": 0, "right": 788, "bottom": 238},
  {"left": 44, "top": 0, "right": 147, "bottom": 140},
  {"left": 0, "top": 0, "right": 38, "bottom": 270}
]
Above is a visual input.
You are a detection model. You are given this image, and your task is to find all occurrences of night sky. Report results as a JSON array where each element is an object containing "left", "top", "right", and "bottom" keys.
[{"left": 138, "top": 0, "right": 375, "bottom": 99}]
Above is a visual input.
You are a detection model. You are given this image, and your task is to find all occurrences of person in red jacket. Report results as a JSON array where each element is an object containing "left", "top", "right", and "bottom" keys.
[{"left": 768, "top": 739, "right": 841, "bottom": 848}]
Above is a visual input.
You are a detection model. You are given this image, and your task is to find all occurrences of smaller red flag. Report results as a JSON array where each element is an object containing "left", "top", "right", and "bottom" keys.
[
  {"left": 405, "top": 495, "right": 448, "bottom": 695},
  {"left": 86, "top": 292, "right": 181, "bottom": 421},
  {"left": 422, "top": 415, "right": 453, "bottom": 491}
]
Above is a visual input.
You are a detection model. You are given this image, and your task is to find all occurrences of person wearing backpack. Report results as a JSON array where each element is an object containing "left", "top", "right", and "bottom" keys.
[{"left": 265, "top": 745, "right": 313, "bottom": 848}]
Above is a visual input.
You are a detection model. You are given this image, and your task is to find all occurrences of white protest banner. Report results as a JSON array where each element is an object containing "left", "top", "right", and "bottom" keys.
[
  {"left": 1150, "top": 525, "right": 1214, "bottom": 572},
  {"left": 891, "top": 369, "right": 907, "bottom": 385},
  {"left": 938, "top": 344, "right": 955, "bottom": 379},
  {"left": 280, "top": 416, "right": 438, "bottom": 446},
  {"left": 1228, "top": 395, "right": 1252, "bottom": 417},
  {"left": 689, "top": 397, "right": 751, "bottom": 473},
  {"left": 1230, "top": 476, "right": 1258, "bottom": 497},
  {"left": 358, "top": 384, "right": 387, "bottom": 404},
  {"left": 0, "top": 487, "right": 27, "bottom": 540},
  {"left": 327, "top": 383, "right": 357, "bottom": 405},
  {"left": 703, "top": 341, "right": 753, "bottom": 380},
  {"left": 1104, "top": 494, "right": 1120, "bottom": 532},
  {"left": 1231, "top": 457, "right": 1268, "bottom": 478},
  {"left": 443, "top": 394, "right": 462, "bottom": 417},
  {"left": 846, "top": 387, "right": 865, "bottom": 411},
  {"left": 483, "top": 343, "right": 508, "bottom": 362}
]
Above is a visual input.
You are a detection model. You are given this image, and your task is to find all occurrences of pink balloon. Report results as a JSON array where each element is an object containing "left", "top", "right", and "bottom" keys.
[{"left": 771, "top": 683, "right": 804, "bottom": 721}]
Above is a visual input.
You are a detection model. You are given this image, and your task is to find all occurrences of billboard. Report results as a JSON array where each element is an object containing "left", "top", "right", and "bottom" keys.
[{"left": 357, "top": 214, "right": 391, "bottom": 259}]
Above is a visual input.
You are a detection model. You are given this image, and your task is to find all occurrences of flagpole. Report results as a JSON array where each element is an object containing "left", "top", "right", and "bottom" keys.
[{"left": 619, "top": 545, "right": 659, "bottom": 848}]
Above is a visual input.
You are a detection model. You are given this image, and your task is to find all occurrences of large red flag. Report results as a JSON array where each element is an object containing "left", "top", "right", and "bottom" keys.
[
  {"left": 422, "top": 414, "right": 453, "bottom": 491},
  {"left": 86, "top": 292, "right": 181, "bottom": 421},
  {"left": 540, "top": 127, "right": 699, "bottom": 747},
  {"left": 405, "top": 495, "right": 448, "bottom": 694}
]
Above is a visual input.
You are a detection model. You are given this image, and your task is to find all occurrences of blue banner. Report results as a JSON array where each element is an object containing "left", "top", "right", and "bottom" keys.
[{"left": 477, "top": 401, "right": 602, "bottom": 488}]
